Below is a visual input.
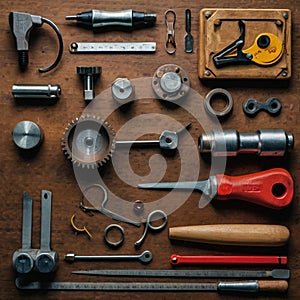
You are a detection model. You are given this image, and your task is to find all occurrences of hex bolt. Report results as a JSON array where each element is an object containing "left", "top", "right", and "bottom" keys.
[{"left": 77, "top": 66, "right": 102, "bottom": 102}]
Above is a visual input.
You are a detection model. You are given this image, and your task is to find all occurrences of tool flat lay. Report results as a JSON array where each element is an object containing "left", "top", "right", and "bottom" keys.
[{"left": 2, "top": 1, "right": 300, "bottom": 300}]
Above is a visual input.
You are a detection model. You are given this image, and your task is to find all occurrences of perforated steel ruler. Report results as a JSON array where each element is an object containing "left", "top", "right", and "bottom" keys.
[{"left": 69, "top": 42, "right": 156, "bottom": 53}]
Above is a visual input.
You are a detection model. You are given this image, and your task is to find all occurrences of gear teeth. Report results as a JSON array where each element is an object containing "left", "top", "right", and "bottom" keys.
[{"left": 61, "top": 115, "right": 116, "bottom": 168}]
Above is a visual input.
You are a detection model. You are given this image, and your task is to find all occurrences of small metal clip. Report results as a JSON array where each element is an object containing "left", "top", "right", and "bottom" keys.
[
  {"left": 165, "top": 10, "right": 176, "bottom": 54},
  {"left": 70, "top": 214, "right": 92, "bottom": 238}
]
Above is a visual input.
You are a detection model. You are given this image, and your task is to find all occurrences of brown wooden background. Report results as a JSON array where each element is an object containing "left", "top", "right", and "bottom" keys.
[{"left": 1, "top": 0, "right": 300, "bottom": 299}]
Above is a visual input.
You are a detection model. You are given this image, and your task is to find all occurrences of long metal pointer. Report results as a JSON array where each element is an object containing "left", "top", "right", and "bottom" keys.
[
  {"left": 71, "top": 268, "right": 290, "bottom": 279},
  {"left": 138, "top": 168, "right": 294, "bottom": 209}
]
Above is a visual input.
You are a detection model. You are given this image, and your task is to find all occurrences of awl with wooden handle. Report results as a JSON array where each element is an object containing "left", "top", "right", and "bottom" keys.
[{"left": 169, "top": 224, "right": 290, "bottom": 246}]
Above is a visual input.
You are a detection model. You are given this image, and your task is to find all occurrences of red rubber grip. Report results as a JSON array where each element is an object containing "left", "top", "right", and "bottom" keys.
[{"left": 216, "top": 168, "right": 294, "bottom": 209}]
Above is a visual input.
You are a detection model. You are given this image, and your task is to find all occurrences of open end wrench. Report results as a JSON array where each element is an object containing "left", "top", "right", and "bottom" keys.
[
  {"left": 64, "top": 250, "right": 152, "bottom": 264},
  {"left": 116, "top": 124, "right": 191, "bottom": 151}
]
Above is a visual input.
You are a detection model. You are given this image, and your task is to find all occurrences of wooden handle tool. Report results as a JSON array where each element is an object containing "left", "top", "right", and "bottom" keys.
[{"left": 169, "top": 224, "right": 290, "bottom": 246}]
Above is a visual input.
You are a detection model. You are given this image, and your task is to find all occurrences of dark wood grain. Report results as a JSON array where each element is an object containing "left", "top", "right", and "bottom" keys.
[{"left": 1, "top": 0, "right": 300, "bottom": 299}]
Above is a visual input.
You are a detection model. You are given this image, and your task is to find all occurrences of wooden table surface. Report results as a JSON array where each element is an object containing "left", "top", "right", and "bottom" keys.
[{"left": 1, "top": 0, "right": 299, "bottom": 299}]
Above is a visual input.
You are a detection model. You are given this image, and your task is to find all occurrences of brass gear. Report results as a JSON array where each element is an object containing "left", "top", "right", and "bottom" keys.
[{"left": 61, "top": 115, "right": 116, "bottom": 169}]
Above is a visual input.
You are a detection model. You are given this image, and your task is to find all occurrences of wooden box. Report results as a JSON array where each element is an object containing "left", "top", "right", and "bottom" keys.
[{"left": 198, "top": 8, "right": 292, "bottom": 80}]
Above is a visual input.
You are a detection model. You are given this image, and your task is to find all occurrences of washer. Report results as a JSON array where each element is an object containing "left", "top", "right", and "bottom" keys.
[
  {"left": 104, "top": 224, "right": 125, "bottom": 248},
  {"left": 204, "top": 88, "right": 233, "bottom": 118}
]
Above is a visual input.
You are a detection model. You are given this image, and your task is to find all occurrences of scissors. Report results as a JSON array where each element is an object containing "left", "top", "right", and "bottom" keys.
[
  {"left": 135, "top": 210, "right": 168, "bottom": 248},
  {"left": 138, "top": 168, "right": 294, "bottom": 210}
]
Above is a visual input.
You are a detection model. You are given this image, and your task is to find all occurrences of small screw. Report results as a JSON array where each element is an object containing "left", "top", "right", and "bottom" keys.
[
  {"left": 282, "top": 70, "right": 288, "bottom": 77},
  {"left": 77, "top": 66, "right": 102, "bottom": 102},
  {"left": 283, "top": 13, "right": 288, "bottom": 19},
  {"left": 246, "top": 53, "right": 253, "bottom": 60},
  {"left": 205, "top": 12, "right": 212, "bottom": 19},
  {"left": 214, "top": 19, "right": 222, "bottom": 26},
  {"left": 204, "top": 70, "right": 211, "bottom": 76},
  {"left": 275, "top": 20, "right": 283, "bottom": 27},
  {"left": 71, "top": 42, "right": 78, "bottom": 50}
]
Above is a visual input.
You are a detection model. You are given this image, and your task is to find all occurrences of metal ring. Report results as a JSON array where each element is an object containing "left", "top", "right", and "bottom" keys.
[
  {"left": 204, "top": 88, "right": 233, "bottom": 118},
  {"left": 104, "top": 224, "right": 125, "bottom": 248}
]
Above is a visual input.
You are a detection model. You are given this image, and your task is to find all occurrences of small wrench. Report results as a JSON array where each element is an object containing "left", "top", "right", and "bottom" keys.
[
  {"left": 64, "top": 250, "right": 152, "bottom": 264},
  {"left": 116, "top": 124, "right": 191, "bottom": 151}
]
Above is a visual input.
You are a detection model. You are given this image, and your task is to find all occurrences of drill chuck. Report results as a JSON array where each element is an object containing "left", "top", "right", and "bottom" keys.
[
  {"left": 66, "top": 9, "right": 156, "bottom": 31},
  {"left": 199, "top": 129, "right": 294, "bottom": 156}
]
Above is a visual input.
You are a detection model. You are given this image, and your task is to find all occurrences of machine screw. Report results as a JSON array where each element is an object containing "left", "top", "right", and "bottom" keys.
[
  {"left": 246, "top": 53, "right": 253, "bottom": 60},
  {"left": 205, "top": 12, "right": 212, "bottom": 19},
  {"left": 283, "top": 13, "right": 288, "bottom": 19},
  {"left": 77, "top": 66, "right": 102, "bottom": 102},
  {"left": 282, "top": 70, "right": 288, "bottom": 77},
  {"left": 204, "top": 70, "right": 211, "bottom": 76}
]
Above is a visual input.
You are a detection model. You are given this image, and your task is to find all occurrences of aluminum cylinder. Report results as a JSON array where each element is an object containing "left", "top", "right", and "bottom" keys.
[
  {"left": 12, "top": 84, "right": 61, "bottom": 101},
  {"left": 199, "top": 129, "right": 294, "bottom": 156}
]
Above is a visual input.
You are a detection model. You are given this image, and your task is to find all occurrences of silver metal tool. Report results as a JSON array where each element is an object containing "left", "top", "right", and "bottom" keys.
[
  {"left": 15, "top": 278, "right": 288, "bottom": 293},
  {"left": 80, "top": 184, "right": 140, "bottom": 227},
  {"left": 12, "top": 121, "right": 43, "bottom": 150},
  {"left": 135, "top": 210, "right": 167, "bottom": 248},
  {"left": 204, "top": 88, "right": 233, "bottom": 118},
  {"left": 12, "top": 84, "right": 61, "bottom": 101},
  {"left": 64, "top": 250, "right": 152, "bottom": 264},
  {"left": 165, "top": 10, "right": 176, "bottom": 54},
  {"left": 69, "top": 42, "right": 156, "bottom": 53},
  {"left": 116, "top": 123, "right": 191, "bottom": 151},
  {"left": 243, "top": 97, "right": 282, "bottom": 116},
  {"left": 184, "top": 9, "right": 193, "bottom": 53},
  {"left": 12, "top": 192, "right": 35, "bottom": 274},
  {"left": 65, "top": 9, "right": 156, "bottom": 32},
  {"left": 72, "top": 268, "right": 290, "bottom": 280},
  {"left": 77, "top": 66, "right": 101, "bottom": 102},
  {"left": 9, "top": 12, "right": 63, "bottom": 73},
  {"left": 35, "top": 190, "right": 58, "bottom": 273},
  {"left": 199, "top": 129, "right": 294, "bottom": 156},
  {"left": 12, "top": 190, "right": 58, "bottom": 275},
  {"left": 112, "top": 78, "right": 134, "bottom": 104},
  {"left": 152, "top": 64, "right": 190, "bottom": 102}
]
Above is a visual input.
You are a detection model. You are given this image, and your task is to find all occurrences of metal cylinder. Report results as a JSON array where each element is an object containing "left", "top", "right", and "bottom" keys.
[
  {"left": 199, "top": 129, "right": 294, "bottom": 156},
  {"left": 12, "top": 84, "right": 61, "bottom": 101},
  {"left": 12, "top": 121, "right": 44, "bottom": 150},
  {"left": 111, "top": 78, "right": 134, "bottom": 104}
]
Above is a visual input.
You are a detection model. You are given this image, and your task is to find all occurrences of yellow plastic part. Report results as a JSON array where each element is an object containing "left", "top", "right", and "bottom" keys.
[
  {"left": 70, "top": 214, "right": 92, "bottom": 238},
  {"left": 243, "top": 33, "right": 283, "bottom": 65}
]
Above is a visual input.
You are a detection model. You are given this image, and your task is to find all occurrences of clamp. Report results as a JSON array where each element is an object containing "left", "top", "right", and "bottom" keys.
[{"left": 9, "top": 12, "right": 63, "bottom": 72}]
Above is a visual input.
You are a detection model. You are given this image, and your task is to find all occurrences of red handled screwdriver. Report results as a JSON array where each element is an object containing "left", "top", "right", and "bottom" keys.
[{"left": 138, "top": 168, "right": 294, "bottom": 209}]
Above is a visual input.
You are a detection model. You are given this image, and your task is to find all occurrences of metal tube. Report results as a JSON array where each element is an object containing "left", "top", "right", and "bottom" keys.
[
  {"left": 12, "top": 84, "right": 61, "bottom": 100},
  {"left": 199, "top": 129, "right": 294, "bottom": 156}
]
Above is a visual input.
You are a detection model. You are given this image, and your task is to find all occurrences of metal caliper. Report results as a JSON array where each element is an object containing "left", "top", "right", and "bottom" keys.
[{"left": 12, "top": 190, "right": 58, "bottom": 275}]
